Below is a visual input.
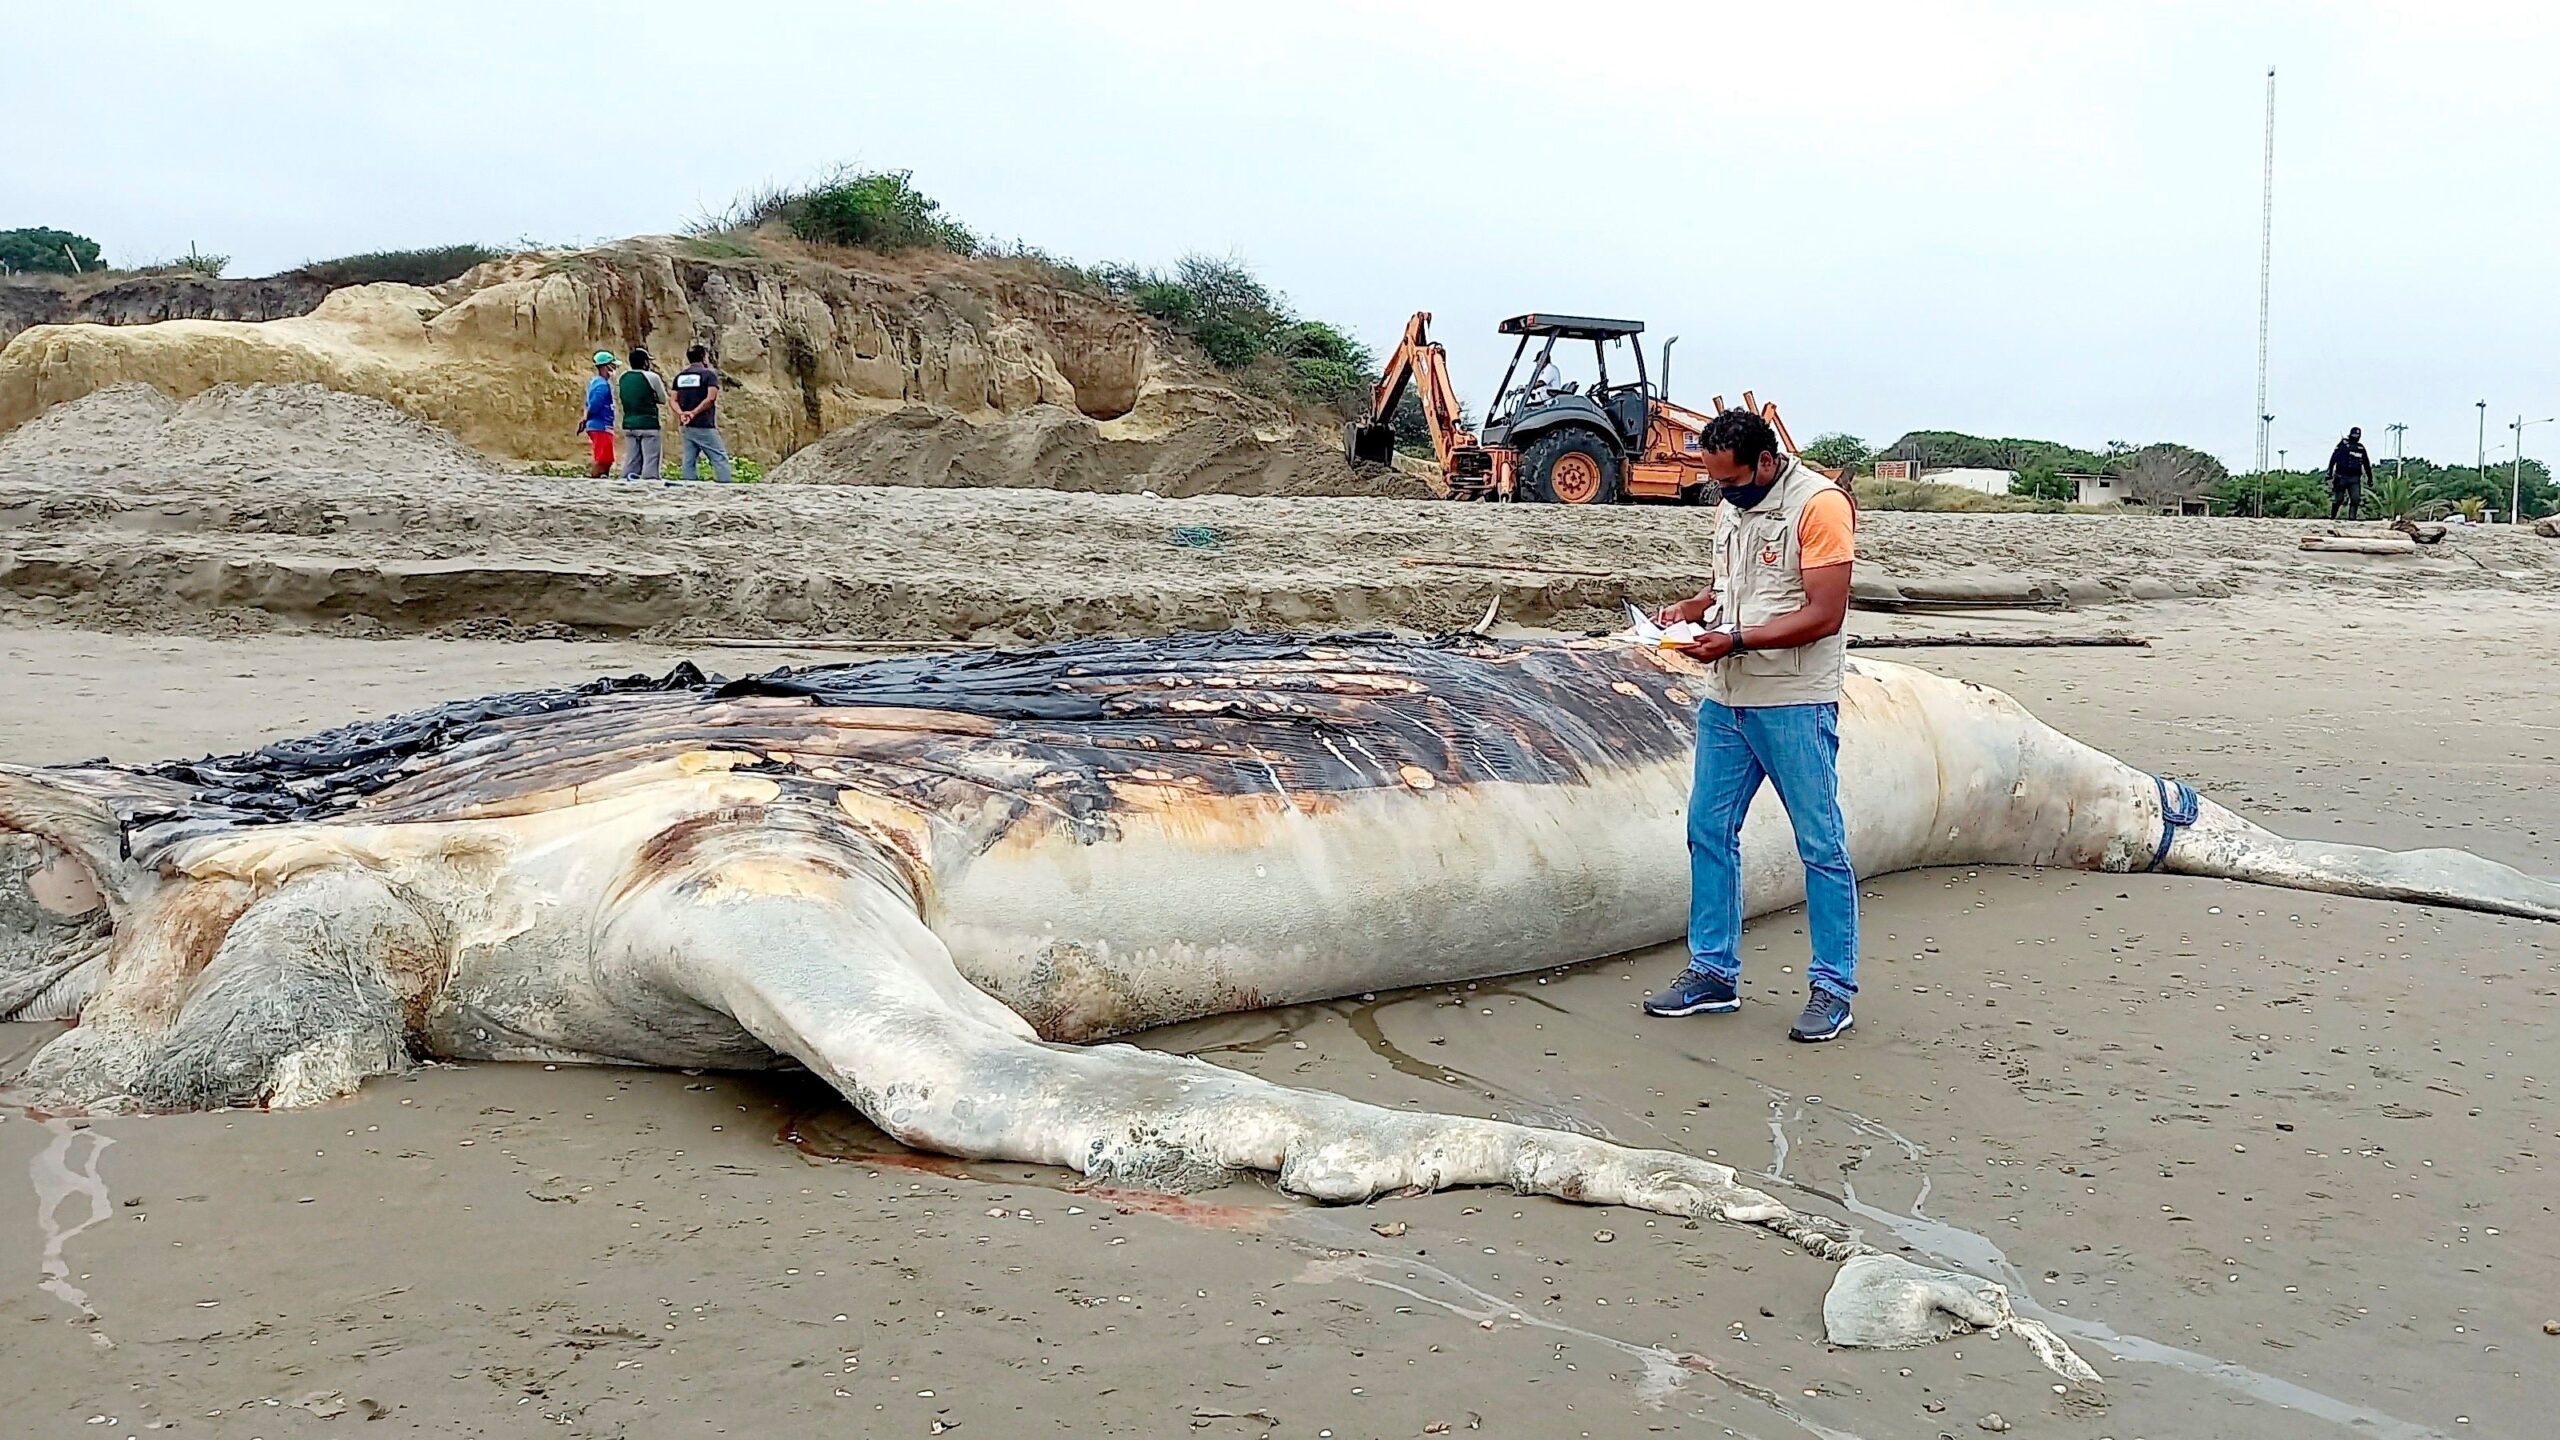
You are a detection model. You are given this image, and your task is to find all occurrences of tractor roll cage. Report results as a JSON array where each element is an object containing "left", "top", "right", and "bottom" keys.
[
  {"left": 1498, "top": 314, "right": 1645, "bottom": 340},
  {"left": 1488, "top": 315, "right": 1653, "bottom": 431}
]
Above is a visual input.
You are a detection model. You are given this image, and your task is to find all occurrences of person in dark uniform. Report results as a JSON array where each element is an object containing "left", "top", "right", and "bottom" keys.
[{"left": 2327, "top": 427, "right": 2374, "bottom": 521}]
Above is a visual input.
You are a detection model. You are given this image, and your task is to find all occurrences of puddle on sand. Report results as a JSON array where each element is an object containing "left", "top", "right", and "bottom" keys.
[
  {"left": 777, "top": 1105, "right": 986, "bottom": 1181},
  {"left": 1288, "top": 1221, "right": 1865, "bottom": 1440},
  {"left": 776, "top": 1103, "right": 1289, "bottom": 1230},
  {"left": 1753, "top": 1082, "right": 2451, "bottom": 1440},
  {"left": 31, "top": 1116, "right": 116, "bottom": 1349},
  {"left": 1332, "top": 988, "right": 1615, "bottom": 1138},
  {"left": 1510, "top": 998, "right": 2449, "bottom": 1439}
]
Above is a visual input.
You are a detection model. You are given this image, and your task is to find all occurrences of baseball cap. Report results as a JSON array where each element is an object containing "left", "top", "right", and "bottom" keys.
[{"left": 593, "top": 351, "right": 617, "bottom": 366}]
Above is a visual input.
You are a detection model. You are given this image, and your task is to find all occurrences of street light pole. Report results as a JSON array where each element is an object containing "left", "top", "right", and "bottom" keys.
[
  {"left": 2256, "top": 412, "right": 2274, "bottom": 517},
  {"left": 2513, "top": 415, "right": 2554, "bottom": 524},
  {"left": 2385, "top": 422, "right": 2407, "bottom": 484},
  {"left": 2477, "top": 401, "right": 2488, "bottom": 492},
  {"left": 2254, "top": 69, "right": 2277, "bottom": 475}
]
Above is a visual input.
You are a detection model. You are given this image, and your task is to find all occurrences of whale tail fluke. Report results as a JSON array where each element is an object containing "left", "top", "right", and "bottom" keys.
[{"left": 2165, "top": 794, "right": 2560, "bottom": 923}]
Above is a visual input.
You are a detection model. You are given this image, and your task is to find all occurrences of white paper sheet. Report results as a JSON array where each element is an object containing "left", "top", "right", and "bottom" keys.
[{"left": 1624, "top": 601, "right": 1712, "bottom": 647}]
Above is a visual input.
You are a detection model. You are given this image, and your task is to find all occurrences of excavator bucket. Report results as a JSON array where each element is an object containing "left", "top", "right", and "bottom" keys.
[{"left": 1345, "top": 421, "right": 1398, "bottom": 467}]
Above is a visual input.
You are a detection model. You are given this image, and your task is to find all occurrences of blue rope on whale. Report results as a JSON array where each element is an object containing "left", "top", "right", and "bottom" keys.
[{"left": 2148, "top": 774, "right": 2199, "bottom": 873}]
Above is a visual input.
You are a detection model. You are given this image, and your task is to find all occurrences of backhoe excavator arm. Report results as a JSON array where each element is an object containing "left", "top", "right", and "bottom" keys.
[{"left": 1347, "top": 312, "right": 1476, "bottom": 470}]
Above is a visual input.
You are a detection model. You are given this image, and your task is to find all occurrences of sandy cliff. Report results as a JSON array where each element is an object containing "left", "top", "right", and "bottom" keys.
[{"left": 0, "top": 238, "right": 1283, "bottom": 462}]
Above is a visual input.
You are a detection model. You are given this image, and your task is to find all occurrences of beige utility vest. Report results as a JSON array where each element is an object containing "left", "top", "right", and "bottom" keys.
[{"left": 1702, "top": 457, "right": 1850, "bottom": 709}]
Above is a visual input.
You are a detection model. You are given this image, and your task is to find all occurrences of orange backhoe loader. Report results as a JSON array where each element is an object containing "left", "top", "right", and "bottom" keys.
[{"left": 1345, "top": 311, "right": 1814, "bottom": 504}]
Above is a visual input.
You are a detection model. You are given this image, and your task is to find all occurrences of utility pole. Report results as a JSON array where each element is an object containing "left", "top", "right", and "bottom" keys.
[
  {"left": 2385, "top": 422, "right": 2408, "bottom": 484},
  {"left": 2477, "top": 401, "right": 2488, "bottom": 493},
  {"left": 2255, "top": 412, "right": 2274, "bottom": 516},
  {"left": 2514, "top": 415, "right": 2554, "bottom": 523},
  {"left": 2254, "top": 68, "right": 2278, "bottom": 475}
]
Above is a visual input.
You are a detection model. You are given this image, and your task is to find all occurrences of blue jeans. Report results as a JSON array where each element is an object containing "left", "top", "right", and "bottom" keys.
[
  {"left": 680, "top": 426, "right": 734, "bottom": 483},
  {"left": 1686, "top": 699, "right": 1859, "bottom": 997}
]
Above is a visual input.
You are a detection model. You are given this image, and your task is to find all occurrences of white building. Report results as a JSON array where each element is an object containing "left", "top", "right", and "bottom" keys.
[
  {"left": 2072, "top": 472, "right": 2213, "bottom": 513},
  {"left": 1918, "top": 467, "right": 2016, "bottom": 496},
  {"left": 2072, "top": 472, "right": 2122, "bottom": 505}
]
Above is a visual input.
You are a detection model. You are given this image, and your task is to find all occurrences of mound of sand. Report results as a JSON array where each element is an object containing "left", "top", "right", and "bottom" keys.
[
  {"left": 9, "top": 457, "right": 2553, "bottom": 645},
  {"left": 766, "top": 403, "right": 1438, "bottom": 500},
  {"left": 0, "top": 382, "right": 500, "bottom": 476}
]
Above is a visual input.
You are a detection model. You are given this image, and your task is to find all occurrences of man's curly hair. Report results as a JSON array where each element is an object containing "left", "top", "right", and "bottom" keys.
[{"left": 1697, "top": 408, "right": 1780, "bottom": 468}]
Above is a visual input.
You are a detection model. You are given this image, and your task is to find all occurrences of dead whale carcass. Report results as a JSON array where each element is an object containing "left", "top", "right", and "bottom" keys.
[{"left": 4, "top": 632, "right": 2552, "bottom": 1375}]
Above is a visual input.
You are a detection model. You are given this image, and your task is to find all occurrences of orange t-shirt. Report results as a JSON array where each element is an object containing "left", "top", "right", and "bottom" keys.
[{"left": 1797, "top": 489, "right": 1856, "bottom": 569}]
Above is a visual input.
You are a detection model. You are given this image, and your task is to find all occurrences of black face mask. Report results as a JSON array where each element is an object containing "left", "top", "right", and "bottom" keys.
[{"left": 1721, "top": 478, "right": 1776, "bottom": 509}]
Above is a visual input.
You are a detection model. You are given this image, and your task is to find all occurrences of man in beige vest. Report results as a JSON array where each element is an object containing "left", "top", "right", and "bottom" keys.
[{"left": 1643, "top": 409, "right": 1860, "bottom": 1041}]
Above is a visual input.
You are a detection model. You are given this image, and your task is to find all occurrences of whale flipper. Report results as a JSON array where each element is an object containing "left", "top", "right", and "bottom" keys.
[{"left": 630, "top": 833, "right": 2099, "bottom": 1373}]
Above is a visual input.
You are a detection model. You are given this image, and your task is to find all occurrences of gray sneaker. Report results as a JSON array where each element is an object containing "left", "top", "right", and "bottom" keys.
[{"left": 1787, "top": 990, "right": 1854, "bottom": 1043}]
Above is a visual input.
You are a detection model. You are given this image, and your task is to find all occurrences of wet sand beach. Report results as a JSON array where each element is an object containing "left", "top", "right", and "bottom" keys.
[{"left": 5, "top": 589, "right": 2553, "bottom": 1439}]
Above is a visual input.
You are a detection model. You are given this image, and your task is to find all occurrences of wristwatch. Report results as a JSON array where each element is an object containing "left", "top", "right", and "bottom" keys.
[{"left": 1721, "top": 623, "right": 1749, "bottom": 654}]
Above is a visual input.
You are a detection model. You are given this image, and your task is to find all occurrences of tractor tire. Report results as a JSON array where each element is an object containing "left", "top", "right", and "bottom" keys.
[{"left": 1521, "top": 427, "right": 1624, "bottom": 506}]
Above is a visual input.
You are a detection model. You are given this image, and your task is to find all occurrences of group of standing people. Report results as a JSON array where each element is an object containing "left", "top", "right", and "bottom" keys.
[{"left": 581, "top": 345, "right": 733, "bottom": 484}]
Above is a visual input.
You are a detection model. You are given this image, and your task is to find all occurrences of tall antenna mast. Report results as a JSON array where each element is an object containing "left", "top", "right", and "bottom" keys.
[{"left": 2254, "top": 67, "right": 2277, "bottom": 475}]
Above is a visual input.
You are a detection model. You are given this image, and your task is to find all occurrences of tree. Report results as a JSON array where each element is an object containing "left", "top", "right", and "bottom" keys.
[
  {"left": 2109, "top": 443, "right": 2228, "bottom": 503},
  {"left": 292, "top": 244, "right": 501, "bottom": 287},
  {"left": 1391, "top": 388, "right": 1471, "bottom": 457},
  {"left": 2216, "top": 455, "right": 2558, "bottom": 520},
  {"left": 2010, "top": 469, "right": 2079, "bottom": 503},
  {"left": 0, "top": 227, "right": 103, "bottom": 275},
  {"left": 1800, "top": 432, "right": 1870, "bottom": 472}
]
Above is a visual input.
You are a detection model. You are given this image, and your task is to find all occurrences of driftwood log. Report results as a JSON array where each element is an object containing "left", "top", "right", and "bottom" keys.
[
  {"left": 1848, "top": 634, "right": 2149, "bottom": 649},
  {"left": 2299, "top": 534, "right": 2417, "bottom": 555}
]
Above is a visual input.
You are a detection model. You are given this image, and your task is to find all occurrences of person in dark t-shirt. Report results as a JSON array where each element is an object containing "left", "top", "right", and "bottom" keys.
[
  {"left": 673, "top": 343, "right": 733, "bottom": 484},
  {"left": 2327, "top": 427, "right": 2374, "bottom": 521}
]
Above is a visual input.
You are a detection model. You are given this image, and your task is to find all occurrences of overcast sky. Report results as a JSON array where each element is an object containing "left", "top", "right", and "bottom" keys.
[{"left": 15, "top": 1, "right": 2556, "bottom": 468}]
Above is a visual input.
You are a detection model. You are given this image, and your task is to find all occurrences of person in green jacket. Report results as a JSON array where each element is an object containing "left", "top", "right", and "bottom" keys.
[{"left": 616, "top": 346, "right": 672, "bottom": 482}]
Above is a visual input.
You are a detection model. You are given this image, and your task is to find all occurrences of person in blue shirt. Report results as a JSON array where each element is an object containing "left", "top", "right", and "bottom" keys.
[{"left": 582, "top": 352, "right": 619, "bottom": 477}]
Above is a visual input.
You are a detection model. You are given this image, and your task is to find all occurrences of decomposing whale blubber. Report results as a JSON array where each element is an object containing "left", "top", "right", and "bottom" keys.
[{"left": 5, "top": 633, "right": 2553, "bottom": 1379}]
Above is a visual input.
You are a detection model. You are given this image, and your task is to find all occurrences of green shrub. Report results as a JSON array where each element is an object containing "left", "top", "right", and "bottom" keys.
[
  {"left": 700, "top": 166, "right": 976, "bottom": 256},
  {"left": 1130, "top": 278, "right": 1196, "bottom": 327},
  {"left": 2010, "top": 468, "right": 2079, "bottom": 503},
  {"left": 681, "top": 235, "right": 762, "bottom": 260},
  {"left": 797, "top": 170, "right": 975, "bottom": 252},
  {"left": 1856, "top": 477, "right": 2062, "bottom": 513},
  {"left": 1391, "top": 389, "right": 1472, "bottom": 456},
  {"left": 2366, "top": 470, "right": 2420, "bottom": 521},
  {"left": 985, "top": 241, "right": 1107, "bottom": 296},
  {"left": 2207, "top": 458, "right": 2555, "bottom": 520},
  {"left": 1276, "top": 320, "right": 1369, "bottom": 367},
  {"left": 292, "top": 244, "right": 502, "bottom": 287},
  {"left": 1287, "top": 356, "right": 1370, "bottom": 408},
  {"left": 0, "top": 226, "right": 102, "bottom": 275},
  {"left": 1799, "top": 432, "right": 1869, "bottom": 473},
  {"left": 1278, "top": 318, "right": 1376, "bottom": 406},
  {"left": 143, "top": 245, "right": 230, "bottom": 278},
  {"left": 1096, "top": 252, "right": 1304, "bottom": 371},
  {"left": 699, "top": 168, "right": 1380, "bottom": 414},
  {"left": 2211, "top": 470, "right": 2326, "bottom": 517}
]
